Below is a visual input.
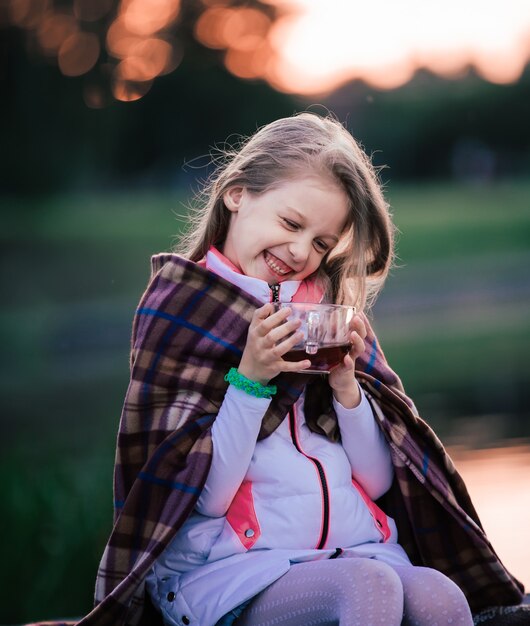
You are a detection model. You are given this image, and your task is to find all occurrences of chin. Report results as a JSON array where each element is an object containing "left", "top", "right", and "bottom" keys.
[{"left": 269, "top": 274, "right": 288, "bottom": 284}]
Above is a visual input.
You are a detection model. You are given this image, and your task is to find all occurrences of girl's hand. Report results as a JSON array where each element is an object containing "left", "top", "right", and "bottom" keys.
[
  {"left": 328, "top": 314, "right": 367, "bottom": 408},
  {"left": 237, "top": 304, "right": 312, "bottom": 385}
]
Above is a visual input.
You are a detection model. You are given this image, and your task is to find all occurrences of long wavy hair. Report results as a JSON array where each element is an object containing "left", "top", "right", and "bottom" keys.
[{"left": 176, "top": 112, "right": 395, "bottom": 310}]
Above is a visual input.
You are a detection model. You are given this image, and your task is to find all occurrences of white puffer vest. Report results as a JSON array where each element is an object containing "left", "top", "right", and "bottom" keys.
[{"left": 146, "top": 249, "right": 411, "bottom": 626}]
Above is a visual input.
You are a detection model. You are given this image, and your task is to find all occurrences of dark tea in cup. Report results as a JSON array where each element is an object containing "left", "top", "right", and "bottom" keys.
[
  {"left": 283, "top": 342, "right": 353, "bottom": 372},
  {"left": 274, "top": 303, "right": 356, "bottom": 374}
]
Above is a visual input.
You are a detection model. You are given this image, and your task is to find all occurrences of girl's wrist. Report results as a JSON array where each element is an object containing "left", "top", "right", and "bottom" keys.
[
  {"left": 332, "top": 383, "right": 361, "bottom": 409},
  {"left": 237, "top": 364, "right": 269, "bottom": 386},
  {"left": 237, "top": 354, "right": 270, "bottom": 386}
]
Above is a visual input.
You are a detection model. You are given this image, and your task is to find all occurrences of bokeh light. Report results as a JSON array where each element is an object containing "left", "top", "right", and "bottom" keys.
[
  {"left": 3, "top": 0, "right": 184, "bottom": 104},
  {"left": 83, "top": 83, "right": 107, "bottom": 108},
  {"left": 111, "top": 76, "right": 153, "bottom": 101},
  {"left": 106, "top": 15, "right": 143, "bottom": 58},
  {"left": 195, "top": 6, "right": 271, "bottom": 51},
  {"left": 194, "top": 5, "right": 277, "bottom": 80},
  {"left": 36, "top": 12, "right": 78, "bottom": 56},
  {"left": 57, "top": 31, "right": 99, "bottom": 76},
  {"left": 3, "top": 0, "right": 530, "bottom": 103},
  {"left": 8, "top": 0, "right": 50, "bottom": 28},
  {"left": 114, "top": 38, "right": 173, "bottom": 81},
  {"left": 106, "top": 0, "right": 182, "bottom": 99},
  {"left": 122, "top": 0, "right": 180, "bottom": 37}
]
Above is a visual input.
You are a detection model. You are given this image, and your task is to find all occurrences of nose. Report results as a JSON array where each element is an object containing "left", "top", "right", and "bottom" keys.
[{"left": 288, "top": 236, "right": 312, "bottom": 266}]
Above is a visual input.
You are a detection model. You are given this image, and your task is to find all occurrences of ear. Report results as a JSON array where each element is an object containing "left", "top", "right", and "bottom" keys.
[{"left": 223, "top": 186, "right": 245, "bottom": 213}]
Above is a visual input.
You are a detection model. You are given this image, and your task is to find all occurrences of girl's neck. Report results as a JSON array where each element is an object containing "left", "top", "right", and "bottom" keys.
[{"left": 205, "top": 246, "right": 243, "bottom": 274}]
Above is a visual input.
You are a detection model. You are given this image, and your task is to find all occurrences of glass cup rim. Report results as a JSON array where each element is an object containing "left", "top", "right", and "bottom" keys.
[{"left": 272, "top": 302, "right": 356, "bottom": 313}]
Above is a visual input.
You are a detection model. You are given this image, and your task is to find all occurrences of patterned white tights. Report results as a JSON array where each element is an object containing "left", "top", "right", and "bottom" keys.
[{"left": 236, "top": 558, "right": 474, "bottom": 626}]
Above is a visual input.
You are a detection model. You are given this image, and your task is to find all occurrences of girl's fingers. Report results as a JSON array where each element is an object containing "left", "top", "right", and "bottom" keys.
[
  {"left": 268, "top": 318, "right": 301, "bottom": 344},
  {"left": 274, "top": 328, "right": 304, "bottom": 356},
  {"left": 348, "top": 331, "right": 365, "bottom": 359},
  {"left": 281, "top": 359, "right": 312, "bottom": 372},
  {"left": 349, "top": 314, "right": 367, "bottom": 340},
  {"left": 329, "top": 352, "right": 354, "bottom": 376},
  {"left": 255, "top": 306, "right": 292, "bottom": 335},
  {"left": 342, "top": 353, "right": 355, "bottom": 370},
  {"left": 252, "top": 303, "right": 274, "bottom": 324}
]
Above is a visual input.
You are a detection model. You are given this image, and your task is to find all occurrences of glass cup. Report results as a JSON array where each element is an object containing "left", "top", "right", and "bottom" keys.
[{"left": 273, "top": 303, "right": 356, "bottom": 373}]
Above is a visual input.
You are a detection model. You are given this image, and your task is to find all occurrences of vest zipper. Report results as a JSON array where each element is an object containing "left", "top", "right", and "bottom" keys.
[
  {"left": 269, "top": 284, "right": 280, "bottom": 302},
  {"left": 288, "top": 407, "right": 330, "bottom": 549}
]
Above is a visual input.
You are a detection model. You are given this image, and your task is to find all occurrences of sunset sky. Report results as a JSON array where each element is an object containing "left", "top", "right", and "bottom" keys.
[{"left": 265, "top": 0, "right": 530, "bottom": 93}]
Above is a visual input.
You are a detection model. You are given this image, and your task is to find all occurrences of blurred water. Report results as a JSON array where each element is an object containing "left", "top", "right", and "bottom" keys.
[{"left": 448, "top": 443, "right": 530, "bottom": 591}]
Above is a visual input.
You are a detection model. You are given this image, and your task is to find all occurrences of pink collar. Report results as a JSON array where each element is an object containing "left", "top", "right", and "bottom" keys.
[
  {"left": 203, "top": 246, "right": 242, "bottom": 274},
  {"left": 200, "top": 246, "right": 324, "bottom": 304}
]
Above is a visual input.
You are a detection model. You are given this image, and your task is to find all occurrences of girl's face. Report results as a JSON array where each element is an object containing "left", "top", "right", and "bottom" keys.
[{"left": 222, "top": 175, "right": 349, "bottom": 284}]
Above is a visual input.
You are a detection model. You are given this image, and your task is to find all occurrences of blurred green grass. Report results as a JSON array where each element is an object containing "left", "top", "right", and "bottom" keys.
[
  {"left": 379, "top": 181, "right": 530, "bottom": 436},
  {"left": 391, "top": 182, "right": 530, "bottom": 259},
  {"left": 1, "top": 180, "right": 529, "bottom": 623}
]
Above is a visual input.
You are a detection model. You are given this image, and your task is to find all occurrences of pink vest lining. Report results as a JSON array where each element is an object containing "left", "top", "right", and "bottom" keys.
[
  {"left": 226, "top": 481, "right": 261, "bottom": 550},
  {"left": 351, "top": 476, "right": 391, "bottom": 542}
]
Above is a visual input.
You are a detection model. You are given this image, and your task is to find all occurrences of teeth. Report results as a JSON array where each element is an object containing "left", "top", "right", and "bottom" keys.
[
  {"left": 265, "top": 254, "right": 289, "bottom": 275},
  {"left": 269, "top": 261, "right": 287, "bottom": 274}
]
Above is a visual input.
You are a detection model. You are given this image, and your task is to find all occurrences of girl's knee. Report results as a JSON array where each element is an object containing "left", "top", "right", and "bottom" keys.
[
  {"left": 418, "top": 567, "right": 470, "bottom": 603},
  {"left": 397, "top": 566, "right": 473, "bottom": 625},
  {"left": 434, "top": 575, "right": 473, "bottom": 624},
  {"left": 346, "top": 558, "right": 404, "bottom": 599}
]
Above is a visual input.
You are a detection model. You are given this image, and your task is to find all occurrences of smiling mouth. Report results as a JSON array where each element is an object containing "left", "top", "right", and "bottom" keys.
[{"left": 264, "top": 251, "right": 293, "bottom": 276}]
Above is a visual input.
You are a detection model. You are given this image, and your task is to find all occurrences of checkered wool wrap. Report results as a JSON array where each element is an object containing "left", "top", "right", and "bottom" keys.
[{"left": 75, "top": 254, "right": 522, "bottom": 626}]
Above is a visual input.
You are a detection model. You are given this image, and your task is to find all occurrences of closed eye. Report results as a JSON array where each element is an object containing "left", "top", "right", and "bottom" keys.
[
  {"left": 314, "top": 239, "right": 329, "bottom": 252},
  {"left": 282, "top": 218, "right": 299, "bottom": 230}
]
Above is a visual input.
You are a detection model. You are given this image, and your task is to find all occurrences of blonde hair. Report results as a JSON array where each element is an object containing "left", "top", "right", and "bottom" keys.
[{"left": 176, "top": 112, "right": 395, "bottom": 310}]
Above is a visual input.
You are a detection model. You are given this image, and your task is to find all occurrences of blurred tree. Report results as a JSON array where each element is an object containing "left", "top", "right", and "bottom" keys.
[
  {"left": 0, "top": 0, "right": 298, "bottom": 194},
  {"left": 0, "top": 0, "right": 286, "bottom": 104},
  {"left": 325, "top": 67, "right": 530, "bottom": 181},
  {"left": 1, "top": 0, "right": 529, "bottom": 195}
]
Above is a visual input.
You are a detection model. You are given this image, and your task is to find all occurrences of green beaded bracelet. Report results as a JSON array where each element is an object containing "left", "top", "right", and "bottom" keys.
[{"left": 224, "top": 367, "right": 277, "bottom": 399}]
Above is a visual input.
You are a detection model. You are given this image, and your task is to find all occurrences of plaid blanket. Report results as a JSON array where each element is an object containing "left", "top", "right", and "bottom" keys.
[{"left": 70, "top": 253, "right": 522, "bottom": 625}]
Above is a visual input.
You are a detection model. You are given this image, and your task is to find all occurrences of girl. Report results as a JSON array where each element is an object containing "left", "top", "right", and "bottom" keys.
[{"left": 83, "top": 113, "right": 523, "bottom": 626}]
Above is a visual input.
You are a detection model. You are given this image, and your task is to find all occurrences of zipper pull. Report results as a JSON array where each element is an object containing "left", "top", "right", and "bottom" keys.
[{"left": 269, "top": 284, "right": 280, "bottom": 302}]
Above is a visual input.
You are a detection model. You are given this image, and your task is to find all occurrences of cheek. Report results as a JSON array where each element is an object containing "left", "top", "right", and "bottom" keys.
[
  {"left": 311, "top": 250, "right": 326, "bottom": 268},
  {"left": 301, "top": 252, "right": 325, "bottom": 277}
]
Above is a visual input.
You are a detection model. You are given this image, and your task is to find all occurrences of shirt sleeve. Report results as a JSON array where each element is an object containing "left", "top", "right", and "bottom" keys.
[
  {"left": 195, "top": 385, "right": 271, "bottom": 517},
  {"left": 334, "top": 384, "right": 394, "bottom": 500}
]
